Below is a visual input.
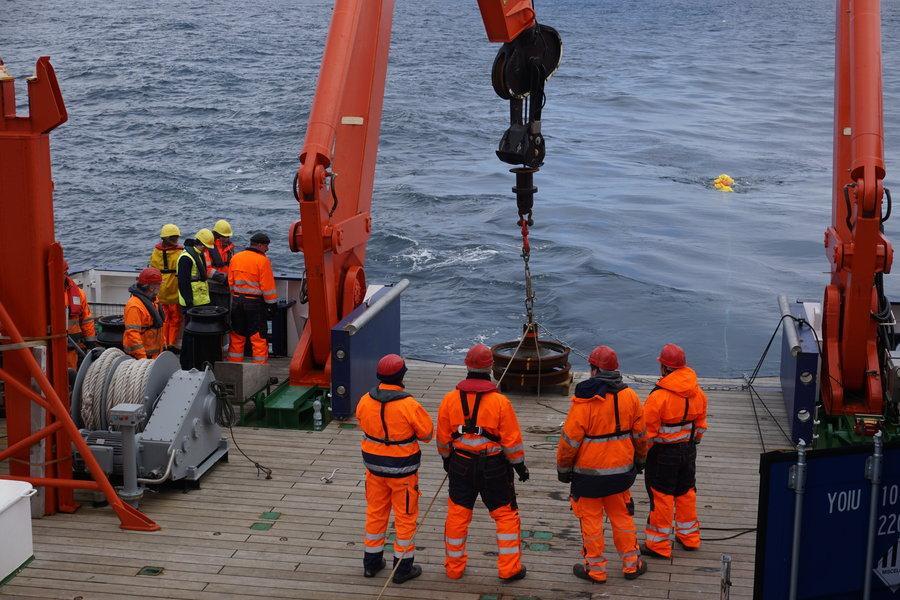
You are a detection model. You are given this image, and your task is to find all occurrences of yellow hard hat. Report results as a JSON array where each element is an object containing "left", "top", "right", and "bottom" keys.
[
  {"left": 213, "top": 219, "right": 233, "bottom": 237},
  {"left": 196, "top": 228, "right": 215, "bottom": 249},
  {"left": 160, "top": 224, "right": 181, "bottom": 238}
]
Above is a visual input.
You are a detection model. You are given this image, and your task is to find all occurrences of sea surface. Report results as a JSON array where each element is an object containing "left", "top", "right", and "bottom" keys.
[{"left": 4, "top": 0, "right": 900, "bottom": 376}]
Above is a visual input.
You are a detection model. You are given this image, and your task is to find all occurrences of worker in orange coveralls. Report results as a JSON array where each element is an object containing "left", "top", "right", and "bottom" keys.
[
  {"left": 122, "top": 268, "right": 165, "bottom": 360},
  {"left": 225, "top": 232, "right": 277, "bottom": 365},
  {"left": 356, "top": 354, "right": 434, "bottom": 584},
  {"left": 148, "top": 224, "right": 183, "bottom": 352},
  {"left": 437, "top": 343, "right": 529, "bottom": 582},
  {"left": 63, "top": 260, "right": 97, "bottom": 369},
  {"left": 556, "top": 345, "right": 648, "bottom": 583},
  {"left": 642, "top": 343, "right": 709, "bottom": 559}
]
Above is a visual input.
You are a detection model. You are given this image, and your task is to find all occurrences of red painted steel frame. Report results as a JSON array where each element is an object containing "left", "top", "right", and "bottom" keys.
[
  {"left": 288, "top": 0, "right": 536, "bottom": 387},
  {"left": 822, "top": 0, "right": 893, "bottom": 416},
  {"left": 0, "top": 57, "right": 158, "bottom": 531}
]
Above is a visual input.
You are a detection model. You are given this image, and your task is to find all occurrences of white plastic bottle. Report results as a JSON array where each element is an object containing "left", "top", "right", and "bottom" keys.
[{"left": 313, "top": 398, "right": 323, "bottom": 431}]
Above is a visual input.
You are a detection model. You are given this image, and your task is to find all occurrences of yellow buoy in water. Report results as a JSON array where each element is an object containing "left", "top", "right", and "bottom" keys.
[{"left": 713, "top": 173, "right": 734, "bottom": 192}]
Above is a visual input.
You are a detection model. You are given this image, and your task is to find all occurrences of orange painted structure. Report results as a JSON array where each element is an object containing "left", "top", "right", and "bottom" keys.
[
  {"left": 287, "top": 0, "right": 537, "bottom": 388},
  {"left": 0, "top": 57, "right": 157, "bottom": 531},
  {"left": 821, "top": 0, "right": 894, "bottom": 417}
]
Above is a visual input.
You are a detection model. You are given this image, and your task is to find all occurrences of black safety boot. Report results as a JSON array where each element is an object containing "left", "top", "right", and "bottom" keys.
[
  {"left": 624, "top": 559, "right": 648, "bottom": 580},
  {"left": 641, "top": 543, "right": 670, "bottom": 560},
  {"left": 501, "top": 566, "right": 527, "bottom": 582},
  {"left": 392, "top": 558, "right": 422, "bottom": 584},
  {"left": 573, "top": 563, "right": 606, "bottom": 584},
  {"left": 363, "top": 555, "right": 386, "bottom": 578}
]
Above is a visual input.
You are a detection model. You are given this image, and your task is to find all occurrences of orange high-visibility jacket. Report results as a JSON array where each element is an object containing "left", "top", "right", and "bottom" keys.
[
  {"left": 436, "top": 377, "right": 525, "bottom": 464},
  {"left": 149, "top": 243, "right": 183, "bottom": 305},
  {"left": 644, "top": 367, "right": 708, "bottom": 446},
  {"left": 356, "top": 384, "right": 434, "bottom": 477},
  {"left": 557, "top": 379, "right": 647, "bottom": 497},
  {"left": 122, "top": 292, "right": 164, "bottom": 359},
  {"left": 64, "top": 277, "right": 96, "bottom": 341},
  {"left": 228, "top": 248, "right": 277, "bottom": 303},
  {"left": 209, "top": 239, "right": 235, "bottom": 278}
]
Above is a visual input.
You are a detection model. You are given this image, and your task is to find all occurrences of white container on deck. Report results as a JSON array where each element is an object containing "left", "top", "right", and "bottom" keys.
[{"left": 0, "top": 481, "right": 36, "bottom": 583}]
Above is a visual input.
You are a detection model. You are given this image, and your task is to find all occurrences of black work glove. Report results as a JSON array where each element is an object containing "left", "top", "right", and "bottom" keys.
[
  {"left": 634, "top": 460, "right": 646, "bottom": 475},
  {"left": 513, "top": 462, "right": 530, "bottom": 482},
  {"left": 266, "top": 303, "right": 278, "bottom": 318},
  {"left": 442, "top": 456, "right": 450, "bottom": 473},
  {"left": 557, "top": 470, "right": 572, "bottom": 484},
  {"left": 211, "top": 272, "right": 227, "bottom": 284}
]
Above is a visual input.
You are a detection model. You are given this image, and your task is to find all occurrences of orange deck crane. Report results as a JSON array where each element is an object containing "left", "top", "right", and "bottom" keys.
[
  {"left": 287, "top": 0, "right": 561, "bottom": 391},
  {"left": 819, "top": 0, "right": 896, "bottom": 439}
]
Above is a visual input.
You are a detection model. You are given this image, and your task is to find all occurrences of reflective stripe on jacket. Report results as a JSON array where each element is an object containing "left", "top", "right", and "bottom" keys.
[
  {"left": 557, "top": 380, "right": 647, "bottom": 498},
  {"left": 436, "top": 377, "right": 525, "bottom": 464},
  {"left": 356, "top": 384, "right": 434, "bottom": 477},
  {"left": 64, "top": 278, "right": 96, "bottom": 341},
  {"left": 123, "top": 294, "right": 163, "bottom": 359},
  {"left": 643, "top": 367, "right": 709, "bottom": 445},
  {"left": 149, "top": 243, "right": 183, "bottom": 305},
  {"left": 228, "top": 248, "right": 277, "bottom": 303}
]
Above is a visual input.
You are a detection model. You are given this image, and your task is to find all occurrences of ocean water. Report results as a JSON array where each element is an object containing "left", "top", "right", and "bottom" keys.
[{"left": 4, "top": 0, "right": 900, "bottom": 376}]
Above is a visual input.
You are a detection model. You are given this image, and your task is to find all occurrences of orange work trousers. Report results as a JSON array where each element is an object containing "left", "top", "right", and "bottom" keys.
[
  {"left": 226, "top": 332, "right": 268, "bottom": 364},
  {"left": 363, "top": 471, "right": 419, "bottom": 567},
  {"left": 160, "top": 303, "right": 182, "bottom": 349},
  {"left": 571, "top": 492, "right": 640, "bottom": 582},
  {"left": 645, "top": 487, "right": 701, "bottom": 557},
  {"left": 444, "top": 452, "right": 522, "bottom": 579}
]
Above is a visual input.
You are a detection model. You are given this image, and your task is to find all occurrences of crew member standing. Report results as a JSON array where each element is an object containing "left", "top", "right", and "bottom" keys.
[
  {"left": 149, "top": 224, "right": 183, "bottom": 352},
  {"left": 642, "top": 343, "right": 708, "bottom": 559},
  {"left": 356, "top": 354, "right": 434, "bottom": 584},
  {"left": 177, "top": 230, "right": 214, "bottom": 369},
  {"left": 208, "top": 219, "right": 235, "bottom": 311},
  {"left": 176, "top": 230, "right": 214, "bottom": 312},
  {"left": 122, "top": 268, "right": 165, "bottom": 360},
  {"left": 63, "top": 260, "right": 97, "bottom": 369},
  {"left": 226, "top": 232, "right": 277, "bottom": 365},
  {"left": 437, "top": 343, "right": 529, "bottom": 582},
  {"left": 556, "top": 345, "right": 648, "bottom": 583}
]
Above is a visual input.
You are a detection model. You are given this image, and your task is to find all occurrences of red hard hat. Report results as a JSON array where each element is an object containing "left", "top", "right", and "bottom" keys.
[
  {"left": 377, "top": 354, "right": 406, "bottom": 378},
  {"left": 588, "top": 345, "right": 619, "bottom": 371},
  {"left": 137, "top": 267, "right": 163, "bottom": 286},
  {"left": 658, "top": 343, "right": 686, "bottom": 369},
  {"left": 465, "top": 343, "right": 494, "bottom": 370}
]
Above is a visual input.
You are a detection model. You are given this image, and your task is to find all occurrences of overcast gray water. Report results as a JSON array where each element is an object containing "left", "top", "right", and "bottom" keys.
[{"left": 4, "top": 0, "right": 900, "bottom": 375}]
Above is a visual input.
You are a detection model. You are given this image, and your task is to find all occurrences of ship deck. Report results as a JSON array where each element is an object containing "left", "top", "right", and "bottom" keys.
[{"left": 0, "top": 359, "right": 787, "bottom": 600}]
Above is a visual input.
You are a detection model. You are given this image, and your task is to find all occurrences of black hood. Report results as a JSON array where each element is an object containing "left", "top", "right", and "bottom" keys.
[{"left": 574, "top": 370, "right": 626, "bottom": 399}]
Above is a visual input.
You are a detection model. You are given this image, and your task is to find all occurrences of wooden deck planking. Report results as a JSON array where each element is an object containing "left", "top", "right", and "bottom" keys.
[{"left": 0, "top": 360, "right": 788, "bottom": 599}]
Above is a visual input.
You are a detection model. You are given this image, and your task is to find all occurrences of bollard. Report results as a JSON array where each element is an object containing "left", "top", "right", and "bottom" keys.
[{"left": 720, "top": 554, "right": 732, "bottom": 600}]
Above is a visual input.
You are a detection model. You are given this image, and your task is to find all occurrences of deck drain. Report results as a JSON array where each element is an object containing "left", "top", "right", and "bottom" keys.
[
  {"left": 251, "top": 522, "right": 273, "bottom": 531},
  {"left": 479, "top": 595, "right": 498, "bottom": 600},
  {"left": 527, "top": 542, "right": 551, "bottom": 551},
  {"left": 545, "top": 435, "right": 559, "bottom": 442},
  {"left": 531, "top": 531, "right": 553, "bottom": 541},
  {"left": 260, "top": 511, "right": 281, "bottom": 520},
  {"left": 137, "top": 566, "right": 164, "bottom": 576},
  {"left": 339, "top": 423, "right": 357, "bottom": 429},
  {"left": 522, "top": 530, "right": 532, "bottom": 538}
]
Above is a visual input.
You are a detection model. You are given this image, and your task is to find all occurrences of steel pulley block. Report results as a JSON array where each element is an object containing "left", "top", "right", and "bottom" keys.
[{"left": 491, "top": 24, "right": 563, "bottom": 100}]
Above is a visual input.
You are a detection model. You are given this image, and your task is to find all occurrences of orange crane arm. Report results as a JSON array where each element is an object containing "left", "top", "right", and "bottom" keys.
[
  {"left": 821, "top": 0, "right": 894, "bottom": 417},
  {"left": 288, "top": 1, "right": 543, "bottom": 387}
]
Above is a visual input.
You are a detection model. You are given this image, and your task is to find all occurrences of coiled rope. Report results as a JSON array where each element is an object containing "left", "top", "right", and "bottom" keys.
[{"left": 80, "top": 348, "right": 152, "bottom": 430}]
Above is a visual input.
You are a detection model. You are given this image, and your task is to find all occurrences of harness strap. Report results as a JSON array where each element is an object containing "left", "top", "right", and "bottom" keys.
[
  {"left": 451, "top": 391, "right": 502, "bottom": 442},
  {"left": 583, "top": 391, "right": 623, "bottom": 440},
  {"left": 365, "top": 433, "right": 417, "bottom": 446}
]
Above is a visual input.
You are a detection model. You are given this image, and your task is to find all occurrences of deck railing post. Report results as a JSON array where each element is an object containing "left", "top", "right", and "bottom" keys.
[
  {"left": 788, "top": 440, "right": 807, "bottom": 600},
  {"left": 863, "top": 430, "right": 884, "bottom": 600}
]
